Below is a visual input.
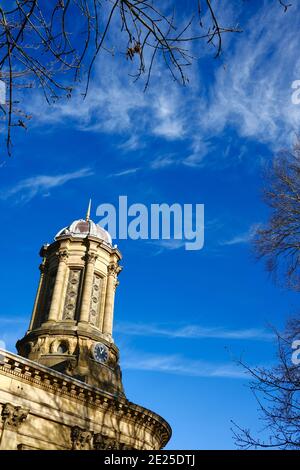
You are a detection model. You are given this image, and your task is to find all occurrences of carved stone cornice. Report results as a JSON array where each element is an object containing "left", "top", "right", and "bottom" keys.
[
  {"left": 0, "top": 350, "right": 171, "bottom": 449},
  {"left": 1, "top": 403, "right": 29, "bottom": 429},
  {"left": 71, "top": 426, "right": 93, "bottom": 450}
]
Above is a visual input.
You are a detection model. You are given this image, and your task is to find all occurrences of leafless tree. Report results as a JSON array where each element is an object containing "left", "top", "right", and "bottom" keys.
[
  {"left": 254, "top": 140, "right": 300, "bottom": 291},
  {"left": 233, "top": 136, "right": 300, "bottom": 449},
  {"left": 232, "top": 320, "right": 300, "bottom": 449}
]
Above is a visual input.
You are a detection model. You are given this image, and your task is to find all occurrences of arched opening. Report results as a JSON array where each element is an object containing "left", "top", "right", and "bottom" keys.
[{"left": 57, "top": 341, "right": 69, "bottom": 354}]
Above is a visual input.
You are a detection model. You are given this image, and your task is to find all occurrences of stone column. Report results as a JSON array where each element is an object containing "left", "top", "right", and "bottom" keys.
[
  {"left": 79, "top": 252, "right": 98, "bottom": 323},
  {"left": 47, "top": 250, "right": 69, "bottom": 322},
  {"left": 28, "top": 259, "right": 47, "bottom": 331},
  {"left": 102, "top": 263, "right": 121, "bottom": 337}
]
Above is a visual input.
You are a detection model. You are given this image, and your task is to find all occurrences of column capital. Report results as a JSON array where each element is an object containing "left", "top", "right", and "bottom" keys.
[
  {"left": 1, "top": 403, "right": 29, "bottom": 429},
  {"left": 93, "top": 433, "right": 121, "bottom": 450},
  {"left": 85, "top": 252, "right": 98, "bottom": 264},
  {"left": 71, "top": 426, "right": 93, "bottom": 450},
  {"left": 107, "top": 262, "right": 122, "bottom": 277},
  {"left": 56, "top": 249, "right": 69, "bottom": 264}
]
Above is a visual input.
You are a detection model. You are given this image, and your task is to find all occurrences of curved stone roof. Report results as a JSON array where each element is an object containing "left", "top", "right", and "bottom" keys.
[{"left": 55, "top": 219, "right": 112, "bottom": 245}]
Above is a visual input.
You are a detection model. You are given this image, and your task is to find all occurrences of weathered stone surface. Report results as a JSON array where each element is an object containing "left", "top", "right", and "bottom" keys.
[{"left": 0, "top": 350, "right": 171, "bottom": 450}]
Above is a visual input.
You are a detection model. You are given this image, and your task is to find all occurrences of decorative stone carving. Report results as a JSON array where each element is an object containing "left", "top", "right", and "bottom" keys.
[
  {"left": 89, "top": 274, "right": 102, "bottom": 326},
  {"left": 93, "top": 433, "right": 132, "bottom": 450},
  {"left": 107, "top": 263, "right": 122, "bottom": 277},
  {"left": 86, "top": 252, "right": 98, "bottom": 264},
  {"left": 93, "top": 434, "right": 119, "bottom": 450},
  {"left": 63, "top": 269, "right": 82, "bottom": 320},
  {"left": 1, "top": 403, "right": 29, "bottom": 429},
  {"left": 34, "top": 337, "right": 47, "bottom": 354},
  {"left": 71, "top": 426, "right": 93, "bottom": 450},
  {"left": 56, "top": 249, "right": 69, "bottom": 264}
]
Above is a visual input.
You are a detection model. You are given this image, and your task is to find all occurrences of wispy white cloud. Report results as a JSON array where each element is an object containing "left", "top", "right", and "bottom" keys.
[
  {"left": 150, "top": 154, "right": 179, "bottom": 170},
  {"left": 183, "top": 139, "right": 213, "bottom": 168},
  {"left": 108, "top": 167, "right": 140, "bottom": 178},
  {"left": 118, "top": 135, "right": 145, "bottom": 152},
  {"left": 152, "top": 94, "right": 185, "bottom": 139},
  {"left": 201, "top": 2, "right": 300, "bottom": 149},
  {"left": 115, "top": 322, "right": 273, "bottom": 341},
  {"left": 149, "top": 239, "right": 187, "bottom": 253},
  {"left": 1, "top": 167, "right": 93, "bottom": 203},
  {"left": 28, "top": 2, "right": 300, "bottom": 166},
  {"left": 121, "top": 349, "right": 247, "bottom": 379},
  {"left": 31, "top": 57, "right": 187, "bottom": 144},
  {"left": 0, "top": 316, "right": 27, "bottom": 325},
  {"left": 0, "top": 315, "right": 28, "bottom": 352},
  {"left": 221, "top": 223, "right": 260, "bottom": 246}
]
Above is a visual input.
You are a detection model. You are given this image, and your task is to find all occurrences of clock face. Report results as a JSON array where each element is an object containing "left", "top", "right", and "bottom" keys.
[{"left": 93, "top": 343, "right": 109, "bottom": 364}]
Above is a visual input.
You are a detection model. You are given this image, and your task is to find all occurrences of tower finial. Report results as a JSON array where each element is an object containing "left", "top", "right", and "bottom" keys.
[{"left": 86, "top": 199, "right": 92, "bottom": 222}]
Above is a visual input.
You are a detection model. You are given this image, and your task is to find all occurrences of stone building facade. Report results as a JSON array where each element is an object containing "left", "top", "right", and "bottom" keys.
[{"left": 0, "top": 207, "right": 171, "bottom": 450}]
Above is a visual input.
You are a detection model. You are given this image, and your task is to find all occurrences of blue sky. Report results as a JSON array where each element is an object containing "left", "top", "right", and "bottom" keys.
[{"left": 1, "top": 0, "right": 300, "bottom": 449}]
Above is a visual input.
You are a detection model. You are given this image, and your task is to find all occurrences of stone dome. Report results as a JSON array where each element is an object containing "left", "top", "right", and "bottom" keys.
[{"left": 55, "top": 219, "right": 112, "bottom": 245}]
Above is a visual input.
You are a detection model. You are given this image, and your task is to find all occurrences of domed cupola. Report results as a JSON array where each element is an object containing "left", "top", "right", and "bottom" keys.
[{"left": 55, "top": 200, "right": 112, "bottom": 246}]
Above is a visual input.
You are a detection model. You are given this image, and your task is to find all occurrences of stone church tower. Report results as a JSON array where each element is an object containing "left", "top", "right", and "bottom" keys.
[
  {"left": 0, "top": 205, "right": 171, "bottom": 450},
  {"left": 17, "top": 203, "right": 124, "bottom": 396}
]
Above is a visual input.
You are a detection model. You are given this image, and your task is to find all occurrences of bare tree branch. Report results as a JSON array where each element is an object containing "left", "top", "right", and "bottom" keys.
[
  {"left": 0, "top": 0, "right": 243, "bottom": 156},
  {"left": 232, "top": 322, "right": 300, "bottom": 449},
  {"left": 254, "top": 140, "right": 300, "bottom": 291},
  {"left": 0, "top": 1, "right": 290, "bottom": 156}
]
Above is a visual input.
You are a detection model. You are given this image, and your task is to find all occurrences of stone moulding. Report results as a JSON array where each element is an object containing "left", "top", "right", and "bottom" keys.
[{"left": 0, "top": 349, "right": 171, "bottom": 448}]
